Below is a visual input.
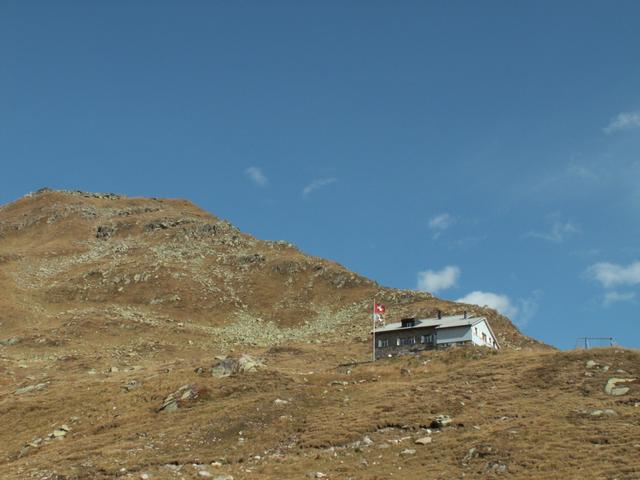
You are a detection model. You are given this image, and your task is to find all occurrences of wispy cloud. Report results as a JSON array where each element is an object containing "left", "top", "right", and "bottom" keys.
[
  {"left": 456, "top": 290, "right": 540, "bottom": 327},
  {"left": 302, "top": 177, "right": 337, "bottom": 196},
  {"left": 457, "top": 290, "right": 518, "bottom": 319},
  {"left": 604, "top": 111, "right": 640, "bottom": 134},
  {"left": 428, "top": 213, "right": 455, "bottom": 238},
  {"left": 526, "top": 219, "right": 580, "bottom": 243},
  {"left": 603, "top": 291, "right": 636, "bottom": 307},
  {"left": 587, "top": 261, "right": 640, "bottom": 288},
  {"left": 416, "top": 265, "right": 460, "bottom": 294},
  {"left": 245, "top": 167, "right": 268, "bottom": 187}
]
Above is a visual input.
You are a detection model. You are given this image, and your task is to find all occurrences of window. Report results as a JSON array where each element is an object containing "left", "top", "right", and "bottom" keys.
[
  {"left": 399, "top": 337, "right": 416, "bottom": 346},
  {"left": 421, "top": 334, "right": 434, "bottom": 344},
  {"left": 377, "top": 339, "right": 389, "bottom": 348}
]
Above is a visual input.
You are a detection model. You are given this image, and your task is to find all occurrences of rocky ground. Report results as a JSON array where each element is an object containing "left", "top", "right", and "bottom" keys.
[
  {"left": 1, "top": 343, "right": 639, "bottom": 479},
  {"left": 1, "top": 189, "right": 637, "bottom": 479}
]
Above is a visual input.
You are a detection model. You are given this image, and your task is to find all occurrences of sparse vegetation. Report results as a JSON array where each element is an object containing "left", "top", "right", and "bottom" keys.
[{"left": 0, "top": 190, "right": 637, "bottom": 479}]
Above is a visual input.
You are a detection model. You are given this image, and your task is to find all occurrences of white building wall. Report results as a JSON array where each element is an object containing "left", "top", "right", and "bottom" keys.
[
  {"left": 471, "top": 320, "right": 498, "bottom": 349},
  {"left": 436, "top": 326, "right": 472, "bottom": 345}
]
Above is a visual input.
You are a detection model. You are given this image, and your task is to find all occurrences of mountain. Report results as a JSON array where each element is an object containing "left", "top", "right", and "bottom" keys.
[
  {"left": 0, "top": 188, "right": 543, "bottom": 356},
  {"left": 2, "top": 189, "right": 637, "bottom": 480}
]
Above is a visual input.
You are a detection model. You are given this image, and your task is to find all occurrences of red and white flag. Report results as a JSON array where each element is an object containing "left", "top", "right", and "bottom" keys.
[{"left": 373, "top": 303, "right": 386, "bottom": 326}]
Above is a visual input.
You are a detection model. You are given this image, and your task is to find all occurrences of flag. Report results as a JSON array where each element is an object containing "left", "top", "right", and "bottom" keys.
[{"left": 373, "top": 303, "right": 386, "bottom": 326}]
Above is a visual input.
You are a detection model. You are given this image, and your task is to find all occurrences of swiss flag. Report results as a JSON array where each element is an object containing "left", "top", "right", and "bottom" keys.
[{"left": 374, "top": 303, "right": 385, "bottom": 314}]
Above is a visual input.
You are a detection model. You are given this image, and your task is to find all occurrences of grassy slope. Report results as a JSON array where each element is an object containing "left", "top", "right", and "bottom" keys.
[{"left": 0, "top": 344, "right": 638, "bottom": 479}]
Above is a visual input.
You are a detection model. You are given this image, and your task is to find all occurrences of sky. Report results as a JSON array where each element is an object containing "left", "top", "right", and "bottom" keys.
[{"left": 1, "top": 1, "right": 639, "bottom": 349}]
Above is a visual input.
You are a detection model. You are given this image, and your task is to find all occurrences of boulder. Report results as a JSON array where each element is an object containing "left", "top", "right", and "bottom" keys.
[
  {"left": 604, "top": 378, "right": 635, "bottom": 396},
  {"left": 158, "top": 384, "right": 208, "bottom": 412},
  {"left": 431, "top": 414, "right": 453, "bottom": 428},
  {"left": 15, "top": 383, "right": 48, "bottom": 395},
  {"left": 210, "top": 354, "right": 263, "bottom": 378},
  {"left": 590, "top": 409, "right": 617, "bottom": 417},
  {"left": 415, "top": 436, "right": 432, "bottom": 445}
]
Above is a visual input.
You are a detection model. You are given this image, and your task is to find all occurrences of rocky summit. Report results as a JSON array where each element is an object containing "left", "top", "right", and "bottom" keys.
[{"left": 1, "top": 189, "right": 639, "bottom": 479}]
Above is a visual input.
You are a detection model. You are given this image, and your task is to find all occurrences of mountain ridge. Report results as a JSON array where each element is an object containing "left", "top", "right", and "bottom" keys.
[{"left": 0, "top": 188, "right": 545, "bottom": 355}]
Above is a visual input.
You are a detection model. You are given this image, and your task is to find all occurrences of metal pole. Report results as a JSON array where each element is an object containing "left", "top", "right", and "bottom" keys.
[{"left": 372, "top": 300, "right": 376, "bottom": 362}]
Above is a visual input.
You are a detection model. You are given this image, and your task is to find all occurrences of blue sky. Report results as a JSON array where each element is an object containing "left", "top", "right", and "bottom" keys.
[{"left": 1, "top": 1, "right": 639, "bottom": 349}]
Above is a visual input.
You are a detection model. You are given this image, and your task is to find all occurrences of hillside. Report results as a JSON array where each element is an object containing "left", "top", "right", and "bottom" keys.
[
  {"left": 0, "top": 188, "right": 541, "bottom": 358},
  {"left": 3, "top": 189, "right": 638, "bottom": 480}
]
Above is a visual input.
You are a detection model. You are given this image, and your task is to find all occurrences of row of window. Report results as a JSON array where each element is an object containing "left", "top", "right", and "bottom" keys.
[
  {"left": 474, "top": 327, "right": 496, "bottom": 347},
  {"left": 377, "top": 334, "right": 434, "bottom": 348}
]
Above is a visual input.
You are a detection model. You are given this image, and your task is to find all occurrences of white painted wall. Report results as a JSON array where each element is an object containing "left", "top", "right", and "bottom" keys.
[
  {"left": 436, "top": 325, "right": 472, "bottom": 345},
  {"left": 471, "top": 320, "right": 498, "bottom": 349}
]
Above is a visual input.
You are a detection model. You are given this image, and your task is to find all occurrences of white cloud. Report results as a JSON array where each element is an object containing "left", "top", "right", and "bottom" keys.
[
  {"left": 456, "top": 290, "right": 519, "bottom": 319},
  {"left": 587, "top": 261, "right": 640, "bottom": 288},
  {"left": 604, "top": 111, "right": 640, "bottom": 134},
  {"left": 245, "top": 167, "right": 268, "bottom": 187},
  {"left": 526, "top": 220, "right": 579, "bottom": 243},
  {"left": 302, "top": 177, "right": 337, "bottom": 196},
  {"left": 603, "top": 291, "right": 635, "bottom": 307},
  {"left": 455, "top": 290, "right": 540, "bottom": 327},
  {"left": 428, "top": 213, "right": 455, "bottom": 238},
  {"left": 416, "top": 265, "right": 460, "bottom": 294}
]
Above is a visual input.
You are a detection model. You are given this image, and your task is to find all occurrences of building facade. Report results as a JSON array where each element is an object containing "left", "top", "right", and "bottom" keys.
[{"left": 372, "top": 313, "right": 499, "bottom": 360}]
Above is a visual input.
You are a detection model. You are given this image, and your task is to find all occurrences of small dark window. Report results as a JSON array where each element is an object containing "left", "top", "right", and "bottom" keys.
[{"left": 421, "top": 334, "right": 433, "bottom": 344}]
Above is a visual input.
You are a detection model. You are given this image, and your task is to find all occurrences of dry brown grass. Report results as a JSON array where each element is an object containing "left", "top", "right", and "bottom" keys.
[
  {"left": 3, "top": 190, "right": 633, "bottom": 479},
  {"left": 1, "top": 343, "right": 639, "bottom": 479}
]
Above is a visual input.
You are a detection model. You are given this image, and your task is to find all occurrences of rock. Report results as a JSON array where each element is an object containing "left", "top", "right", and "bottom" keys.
[
  {"left": 197, "top": 471, "right": 212, "bottom": 478},
  {"left": 589, "top": 409, "right": 617, "bottom": 417},
  {"left": 210, "top": 354, "right": 263, "bottom": 378},
  {"left": 159, "top": 384, "right": 208, "bottom": 412},
  {"left": 462, "top": 447, "right": 478, "bottom": 464},
  {"left": 362, "top": 435, "right": 374, "bottom": 446},
  {"left": 487, "top": 461, "right": 508, "bottom": 473},
  {"left": 604, "top": 378, "right": 635, "bottom": 396},
  {"left": 585, "top": 360, "right": 597, "bottom": 368},
  {"left": 306, "top": 473, "right": 327, "bottom": 479},
  {"left": 431, "top": 414, "right": 453, "bottom": 428},
  {"left": 0, "top": 336, "right": 21, "bottom": 346},
  {"left": 27, "top": 437, "right": 43, "bottom": 448},
  {"left": 15, "top": 383, "right": 48, "bottom": 395},
  {"left": 329, "top": 380, "right": 349, "bottom": 386},
  {"left": 96, "top": 225, "right": 115, "bottom": 239},
  {"left": 238, "top": 354, "right": 262, "bottom": 372},
  {"left": 400, "top": 448, "right": 416, "bottom": 456},
  {"left": 415, "top": 436, "right": 432, "bottom": 445},
  {"left": 122, "top": 380, "right": 141, "bottom": 392},
  {"left": 52, "top": 429, "right": 68, "bottom": 438},
  {"left": 273, "top": 398, "right": 289, "bottom": 406}
]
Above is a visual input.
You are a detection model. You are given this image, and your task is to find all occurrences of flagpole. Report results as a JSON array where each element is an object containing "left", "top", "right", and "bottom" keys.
[{"left": 372, "top": 300, "right": 376, "bottom": 362}]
